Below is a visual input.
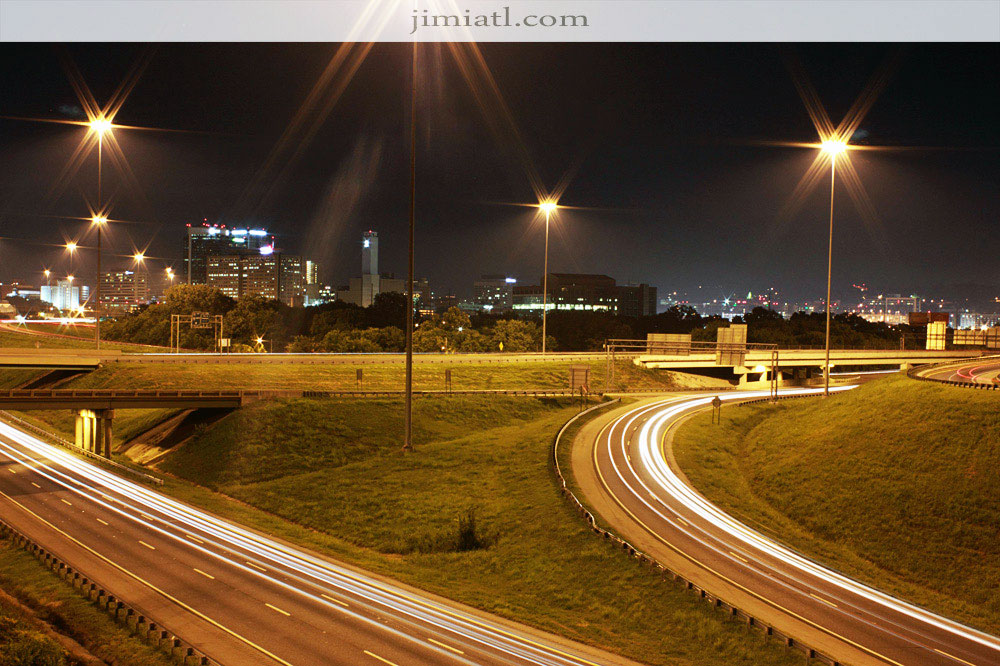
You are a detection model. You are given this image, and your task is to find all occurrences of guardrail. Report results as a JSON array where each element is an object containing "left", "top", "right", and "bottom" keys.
[
  {"left": 906, "top": 355, "right": 1000, "bottom": 390},
  {"left": 551, "top": 397, "right": 848, "bottom": 666},
  {"left": 0, "top": 517, "right": 218, "bottom": 665},
  {"left": 0, "top": 411, "right": 164, "bottom": 486}
]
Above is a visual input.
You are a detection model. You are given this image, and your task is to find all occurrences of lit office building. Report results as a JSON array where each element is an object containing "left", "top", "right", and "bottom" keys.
[
  {"left": 184, "top": 223, "right": 274, "bottom": 284},
  {"left": 473, "top": 275, "right": 517, "bottom": 312},
  {"left": 206, "top": 252, "right": 305, "bottom": 305},
  {"left": 40, "top": 279, "right": 81, "bottom": 311},
  {"left": 99, "top": 270, "right": 150, "bottom": 313}
]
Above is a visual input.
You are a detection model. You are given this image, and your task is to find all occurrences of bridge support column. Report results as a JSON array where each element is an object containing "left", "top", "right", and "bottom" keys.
[
  {"left": 74, "top": 409, "right": 97, "bottom": 453},
  {"left": 97, "top": 409, "right": 114, "bottom": 458}
]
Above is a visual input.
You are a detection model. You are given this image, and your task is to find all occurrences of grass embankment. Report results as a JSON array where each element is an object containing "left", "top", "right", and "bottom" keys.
[
  {"left": 126, "top": 395, "right": 800, "bottom": 666},
  {"left": 62, "top": 358, "right": 726, "bottom": 393},
  {"left": 673, "top": 375, "right": 1000, "bottom": 634},
  {"left": 0, "top": 326, "right": 152, "bottom": 353},
  {"left": 0, "top": 541, "right": 173, "bottom": 666}
]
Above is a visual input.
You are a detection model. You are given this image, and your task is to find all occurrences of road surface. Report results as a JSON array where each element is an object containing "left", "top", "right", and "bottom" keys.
[
  {"left": 575, "top": 387, "right": 1000, "bottom": 666},
  {"left": 917, "top": 357, "right": 1000, "bottom": 385},
  {"left": 0, "top": 421, "right": 628, "bottom": 666}
]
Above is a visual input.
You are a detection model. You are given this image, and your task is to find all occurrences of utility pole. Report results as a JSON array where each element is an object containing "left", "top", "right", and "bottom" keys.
[{"left": 403, "top": 42, "right": 417, "bottom": 453}]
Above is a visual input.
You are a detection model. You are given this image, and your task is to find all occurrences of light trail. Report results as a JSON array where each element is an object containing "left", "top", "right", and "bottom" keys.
[
  {"left": 0, "top": 421, "right": 607, "bottom": 666},
  {"left": 600, "top": 389, "right": 1000, "bottom": 662}
]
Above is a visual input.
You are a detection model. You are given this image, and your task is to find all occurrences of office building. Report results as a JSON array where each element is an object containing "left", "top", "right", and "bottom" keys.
[
  {"left": 184, "top": 223, "right": 274, "bottom": 284},
  {"left": 617, "top": 283, "right": 658, "bottom": 318},
  {"left": 512, "top": 273, "right": 658, "bottom": 316},
  {"left": 473, "top": 275, "right": 517, "bottom": 312},
  {"left": 99, "top": 270, "right": 150, "bottom": 313},
  {"left": 40, "top": 279, "right": 81, "bottom": 311},
  {"left": 206, "top": 253, "right": 305, "bottom": 305},
  {"left": 305, "top": 260, "right": 320, "bottom": 286},
  {"left": 338, "top": 231, "right": 424, "bottom": 307}
]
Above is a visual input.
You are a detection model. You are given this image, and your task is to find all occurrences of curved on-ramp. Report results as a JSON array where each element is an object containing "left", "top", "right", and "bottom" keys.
[{"left": 573, "top": 387, "right": 1000, "bottom": 666}]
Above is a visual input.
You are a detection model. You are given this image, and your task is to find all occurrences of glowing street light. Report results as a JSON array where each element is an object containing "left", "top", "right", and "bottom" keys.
[
  {"left": 538, "top": 200, "right": 559, "bottom": 354},
  {"left": 132, "top": 252, "right": 145, "bottom": 264},
  {"left": 820, "top": 137, "right": 850, "bottom": 398},
  {"left": 89, "top": 117, "right": 113, "bottom": 137},
  {"left": 43, "top": 269, "right": 51, "bottom": 286}
]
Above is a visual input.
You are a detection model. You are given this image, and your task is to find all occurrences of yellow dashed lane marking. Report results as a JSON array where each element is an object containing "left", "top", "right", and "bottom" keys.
[
  {"left": 321, "top": 593, "right": 348, "bottom": 607},
  {"left": 364, "top": 650, "right": 399, "bottom": 666},
  {"left": 96, "top": 518, "right": 109, "bottom": 526},
  {"left": 60, "top": 498, "right": 73, "bottom": 506},
  {"left": 934, "top": 648, "right": 976, "bottom": 666},
  {"left": 31, "top": 482, "right": 41, "bottom": 489},
  {"left": 138, "top": 540, "right": 155, "bottom": 550},
  {"left": 428, "top": 637, "right": 464, "bottom": 654},
  {"left": 193, "top": 568, "right": 215, "bottom": 580},
  {"left": 265, "top": 603, "right": 290, "bottom": 617},
  {"left": 809, "top": 592, "right": 838, "bottom": 608}
]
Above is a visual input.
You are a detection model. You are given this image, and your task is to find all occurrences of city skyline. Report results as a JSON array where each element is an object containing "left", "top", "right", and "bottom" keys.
[{"left": 0, "top": 43, "right": 997, "bottom": 303}]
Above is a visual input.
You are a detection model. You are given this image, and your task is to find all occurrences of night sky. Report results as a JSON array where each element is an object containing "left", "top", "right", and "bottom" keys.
[{"left": 1, "top": 43, "right": 997, "bottom": 303}]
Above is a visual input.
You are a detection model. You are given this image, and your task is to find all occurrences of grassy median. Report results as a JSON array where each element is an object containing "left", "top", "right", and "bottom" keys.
[
  {"left": 672, "top": 374, "right": 1000, "bottom": 635},
  {"left": 121, "top": 395, "right": 801, "bottom": 666},
  {"left": 0, "top": 540, "right": 173, "bottom": 666}
]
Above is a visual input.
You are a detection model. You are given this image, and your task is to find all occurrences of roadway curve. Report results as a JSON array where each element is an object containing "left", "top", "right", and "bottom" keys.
[
  {"left": 574, "top": 388, "right": 1000, "bottom": 666},
  {"left": 0, "top": 422, "right": 630, "bottom": 666},
  {"left": 916, "top": 357, "right": 1000, "bottom": 386}
]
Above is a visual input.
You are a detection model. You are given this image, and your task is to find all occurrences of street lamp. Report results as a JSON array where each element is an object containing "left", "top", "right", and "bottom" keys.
[
  {"left": 89, "top": 116, "right": 112, "bottom": 351},
  {"left": 43, "top": 269, "right": 51, "bottom": 286},
  {"left": 820, "top": 138, "right": 848, "bottom": 397},
  {"left": 132, "top": 252, "right": 145, "bottom": 264},
  {"left": 91, "top": 215, "right": 107, "bottom": 349},
  {"left": 538, "top": 200, "right": 558, "bottom": 354}
]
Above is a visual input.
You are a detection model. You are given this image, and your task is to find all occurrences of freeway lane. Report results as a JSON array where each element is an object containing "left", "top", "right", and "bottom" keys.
[
  {"left": 0, "top": 422, "right": 626, "bottom": 666},
  {"left": 576, "top": 389, "right": 1000, "bottom": 666},
  {"left": 919, "top": 358, "right": 1000, "bottom": 385}
]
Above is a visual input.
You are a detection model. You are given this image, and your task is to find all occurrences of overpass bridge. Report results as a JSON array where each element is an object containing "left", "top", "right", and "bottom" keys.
[
  {"left": 635, "top": 348, "right": 982, "bottom": 370},
  {"left": 0, "top": 389, "right": 250, "bottom": 460}
]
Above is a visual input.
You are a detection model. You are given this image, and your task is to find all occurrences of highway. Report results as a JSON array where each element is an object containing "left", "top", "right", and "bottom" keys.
[
  {"left": 917, "top": 357, "right": 1000, "bottom": 385},
  {"left": 575, "top": 387, "right": 1000, "bottom": 666},
  {"left": 0, "top": 422, "right": 624, "bottom": 666}
]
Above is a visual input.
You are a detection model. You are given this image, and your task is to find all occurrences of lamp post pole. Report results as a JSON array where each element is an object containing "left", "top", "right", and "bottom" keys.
[
  {"left": 824, "top": 153, "right": 836, "bottom": 398},
  {"left": 403, "top": 42, "right": 417, "bottom": 453},
  {"left": 541, "top": 207, "right": 550, "bottom": 355},
  {"left": 95, "top": 133, "right": 103, "bottom": 350}
]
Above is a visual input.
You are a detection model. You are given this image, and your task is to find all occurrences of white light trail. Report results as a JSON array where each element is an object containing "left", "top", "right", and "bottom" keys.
[{"left": 0, "top": 422, "right": 603, "bottom": 666}]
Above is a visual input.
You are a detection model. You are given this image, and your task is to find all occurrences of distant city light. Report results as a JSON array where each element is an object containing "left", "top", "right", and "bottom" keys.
[
  {"left": 505, "top": 277, "right": 517, "bottom": 284},
  {"left": 259, "top": 245, "right": 274, "bottom": 255},
  {"left": 363, "top": 239, "right": 371, "bottom": 248}
]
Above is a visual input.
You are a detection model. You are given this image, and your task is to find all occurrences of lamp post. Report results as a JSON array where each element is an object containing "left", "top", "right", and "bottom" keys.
[
  {"left": 538, "top": 201, "right": 558, "bottom": 354},
  {"left": 92, "top": 215, "right": 107, "bottom": 348},
  {"left": 403, "top": 42, "right": 417, "bottom": 453},
  {"left": 89, "top": 117, "right": 112, "bottom": 350},
  {"left": 820, "top": 139, "right": 847, "bottom": 397}
]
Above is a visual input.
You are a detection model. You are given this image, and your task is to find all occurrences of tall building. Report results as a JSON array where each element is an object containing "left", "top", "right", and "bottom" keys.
[
  {"left": 100, "top": 270, "right": 150, "bottom": 313},
  {"left": 40, "top": 279, "right": 81, "bottom": 311},
  {"left": 617, "top": 283, "right": 658, "bottom": 318},
  {"left": 338, "top": 231, "right": 422, "bottom": 307},
  {"left": 206, "top": 253, "right": 305, "bottom": 305},
  {"left": 473, "top": 275, "right": 517, "bottom": 312},
  {"left": 184, "top": 223, "right": 273, "bottom": 284},
  {"left": 305, "top": 260, "right": 320, "bottom": 286}
]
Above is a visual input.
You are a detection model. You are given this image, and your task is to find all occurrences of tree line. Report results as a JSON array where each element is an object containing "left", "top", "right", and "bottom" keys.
[{"left": 100, "top": 284, "right": 922, "bottom": 352}]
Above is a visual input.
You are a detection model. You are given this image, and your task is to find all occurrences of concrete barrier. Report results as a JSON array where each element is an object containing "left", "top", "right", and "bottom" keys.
[{"left": 0, "top": 518, "right": 219, "bottom": 665}]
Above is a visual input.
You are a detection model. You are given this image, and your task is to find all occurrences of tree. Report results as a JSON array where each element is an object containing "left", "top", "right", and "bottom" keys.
[{"left": 488, "top": 319, "right": 541, "bottom": 352}]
